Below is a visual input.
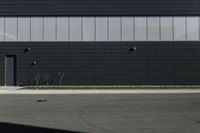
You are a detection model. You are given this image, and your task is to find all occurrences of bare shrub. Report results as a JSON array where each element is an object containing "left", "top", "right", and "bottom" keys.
[
  {"left": 58, "top": 72, "right": 65, "bottom": 86},
  {"left": 43, "top": 73, "right": 50, "bottom": 85},
  {"left": 34, "top": 73, "right": 41, "bottom": 90}
]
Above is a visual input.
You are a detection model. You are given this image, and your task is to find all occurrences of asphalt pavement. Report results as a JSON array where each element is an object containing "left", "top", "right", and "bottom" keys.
[{"left": 0, "top": 94, "right": 200, "bottom": 133}]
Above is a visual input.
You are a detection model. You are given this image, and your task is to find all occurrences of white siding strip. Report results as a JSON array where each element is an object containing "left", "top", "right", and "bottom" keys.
[
  {"left": 83, "top": 17, "right": 95, "bottom": 41},
  {"left": 44, "top": 17, "right": 56, "bottom": 41},
  {"left": 135, "top": 17, "right": 147, "bottom": 41},
  {"left": 0, "top": 17, "right": 4, "bottom": 41},
  {"left": 186, "top": 17, "right": 199, "bottom": 41},
  {"left": 57, "top": 17, "right": 69, "bottom": 41},
  {"left": 161, "top": 17, "right": 173, "bottom": 41},
  {"left": 109, "top": 17, "right": 121, "bottom": 41},
  {"left": 96, "top": 17, "right": 108, "bottom": 41},
  {"left": 122, "top": 17, "right": 134, "bottom": 41},
  {"left": 0, "top": 16, "right": 199, "bottom": 42},
  {"left": 147, "top": 17, "right": 160, "bottom": 41},
  {"left": 31, "top": 17, "right": 43, "bottom": 41},
  {"left": 69, "top": 17, "right": 82, "bottom": 41},
  {"left": 18, "top": 17, "right": 31, "bottom": 41},
  {"left": 5, "top": 17, "right": 17, "bottom": 41},
  {"left": 174, "top": 17, "right": 186, "bottom": 41}
]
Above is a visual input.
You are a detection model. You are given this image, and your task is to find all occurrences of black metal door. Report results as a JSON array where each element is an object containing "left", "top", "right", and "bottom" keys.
[{"left": 5, "top": 55, "right": 16, "bottom": 86}]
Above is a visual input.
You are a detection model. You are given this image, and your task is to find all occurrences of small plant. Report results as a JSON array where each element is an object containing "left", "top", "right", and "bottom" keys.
[
  {"left": 43, "top": 73, "right": 50, "bottom": 85},
  {"left": 58, "top": 72, "right": 65, "bottom": 86},
  {"left": 34, "top": 73, "right": 41, "bottom": 89}
]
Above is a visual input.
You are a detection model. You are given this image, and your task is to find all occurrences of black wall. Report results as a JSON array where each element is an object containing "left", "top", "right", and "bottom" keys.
[
  {"left": 0, "top": 0, "right": 199, "bottom": 16},
  {"left": 0, "top": 42, "right": 200, "bottom": 86}
]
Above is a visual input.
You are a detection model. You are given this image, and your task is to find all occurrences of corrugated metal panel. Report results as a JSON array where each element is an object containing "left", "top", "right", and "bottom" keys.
[
  {"left": 0, "top": 0, "right": 199, "bottom": 16},
  {"left": 1, "top": 42, "right": 200, "bottom": 85}
]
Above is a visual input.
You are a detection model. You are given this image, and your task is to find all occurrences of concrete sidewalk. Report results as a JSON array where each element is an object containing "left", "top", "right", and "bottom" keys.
[
  {"left": 0, "top": 88, "right": 200, "bottom": 94},
  {"left": 0, "top": 86, "right": 23, "bottom": 90}
]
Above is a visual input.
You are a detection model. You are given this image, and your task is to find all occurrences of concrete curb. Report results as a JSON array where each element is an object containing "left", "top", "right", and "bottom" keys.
[
  {"left": 0, "top": 89, "right": 200, "bottom": 94},
  {"left": 0, "top": 86, "right": 23, "bottom": 90},
  {"left": 23, "top": 85, "right": 200, "bottom": 88}
]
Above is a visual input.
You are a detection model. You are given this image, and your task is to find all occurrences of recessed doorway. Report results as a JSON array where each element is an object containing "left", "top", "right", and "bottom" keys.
[{"left": 5, "top": 55, "right": 16, "bottom": 86}]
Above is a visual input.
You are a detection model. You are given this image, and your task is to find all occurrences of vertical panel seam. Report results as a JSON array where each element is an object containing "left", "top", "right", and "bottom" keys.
[
  {"left": 172, "top": 17, "right": 175, "bottom": 41},
  {"left": 81, "top": 17, "right": 83, "bottom": 41},
  {"left": 185, "top": 16, "right": 187, "bottom": 41},
  {"left": 94, "top": 17, "right": 96, "bottom": 41},
  {"left": 159, "top": 16, "right": 161, "bottom": 41},
  {"left": 55, "top": 16, "right": 57, "bottom": 41},
  {"left": 107, "top": 17, "right": 109, "bottom": 41},
  {"left": 198, "top": 16, "right": 200, "bottom": 40},
  {"left": 133, "top": 17, "right": 135, "bottom": 41},
  {"left": 43, "top": 17, "right": 44, "bottom": 41},
  {"left": 3, "top": 16, "right": 5, "bottom": 41},
  {"left": 68, "top": 17, "right": 70, "bottom": 41},
  {"left": 4, "top": 57, "right": 6, "bottom": 86},
  {"left": 146, "top": 17, "right": 148, "bottom": 41},
  {"left": 120, "top": 16, "right": 122, "bottom": 41},
  {"left": 17, "top": 17, "right": 18, "bottom": 41},
  {"left": 30, "top": 17, "right": 31, "bottom": 41}
]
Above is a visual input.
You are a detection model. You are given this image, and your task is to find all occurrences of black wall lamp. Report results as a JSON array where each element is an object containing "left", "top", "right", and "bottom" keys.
[
  {"left": 129, "top": 47, "right": 136, "bottom": 52},
  {"left": 24, "top": 47, "right": 31, "bottom": 52},
  {"left": 31, "top": 60, "right": 37, "bottom": 66}
]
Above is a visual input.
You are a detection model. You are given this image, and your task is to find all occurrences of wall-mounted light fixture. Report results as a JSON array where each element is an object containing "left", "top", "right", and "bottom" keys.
[
  {"left": 31, "top": 60, "right": 37, "bottom": 66},
  {"left": 129, "top": 47, "right": 136, "bottom": 52},
  {"left": 24, "top": 48, "right": 31, "bottom": 52}
]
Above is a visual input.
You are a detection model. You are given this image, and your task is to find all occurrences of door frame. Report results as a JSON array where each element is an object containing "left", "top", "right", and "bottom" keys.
[{"left": 5, "top": 55, "right": 17, "bottom": 86}]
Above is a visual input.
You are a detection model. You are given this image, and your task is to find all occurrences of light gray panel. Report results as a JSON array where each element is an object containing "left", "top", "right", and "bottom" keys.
[
  {"left": 44, "top": 17, "right": 56, "bottom": 41},
  {"left": 31, "top": 17, "right": 43, "bottom": 41},
  {"left": 135, "top": 17, "right": 147, "bottom": 41},
  {"left": 122, "top": 17, "right": 134, "bottom": 41},
  {"left": 0, "top": 17, "right": 4, "bottom": 41},
  {"left": 109, "top": 17, "right": 121, "bottom": 41},
  {"left": 174, "top": 17, "right": 186, "bottom": 41},
  {"left": 5, "top": 17, "right": 17, "bottom": 41},
  {"left": 5, "top": 56, "right": 15, "bottom": 86},
  {"left": 96, "top": 17, "right": 108, "bottom": 41},
  {"left": 83, "top": 17, "right": 95, "bottom": 41},
  {"left": 57, "top": 17, "right": 69, "bottom": 41},
  {"left": 147, "top": 17, "right": 160, "bottom": 41},
  {"left": 161, "top": 17, "right": 173, "bottom": 41},
  {"left": 186, "top": 17, "right": 199, "bottom": 41},
  {"left": 18, "top": 17, "right": 30, "bottom": 41},
  {"left": 69, "top": 17, "right": 82, "bottom": 41}
]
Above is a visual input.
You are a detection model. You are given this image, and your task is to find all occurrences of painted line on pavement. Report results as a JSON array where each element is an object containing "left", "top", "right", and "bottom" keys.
[{"left": 0, "top": 89, "right": 200, "bottom": 94}]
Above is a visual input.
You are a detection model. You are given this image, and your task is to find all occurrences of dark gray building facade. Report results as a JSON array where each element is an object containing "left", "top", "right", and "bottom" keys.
[{"left": 1, "top": 0, "right": 200, "bottom": 86}]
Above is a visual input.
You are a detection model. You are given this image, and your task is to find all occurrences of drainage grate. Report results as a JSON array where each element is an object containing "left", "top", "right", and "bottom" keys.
[{"left": 36, "top": 99, "right": 47, "bottom": 103}]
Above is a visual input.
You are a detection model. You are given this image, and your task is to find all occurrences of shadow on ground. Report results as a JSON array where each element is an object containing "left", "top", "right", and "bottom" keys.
[{"left": 0, "top": 122, "right": 86, "bottom": 133}]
